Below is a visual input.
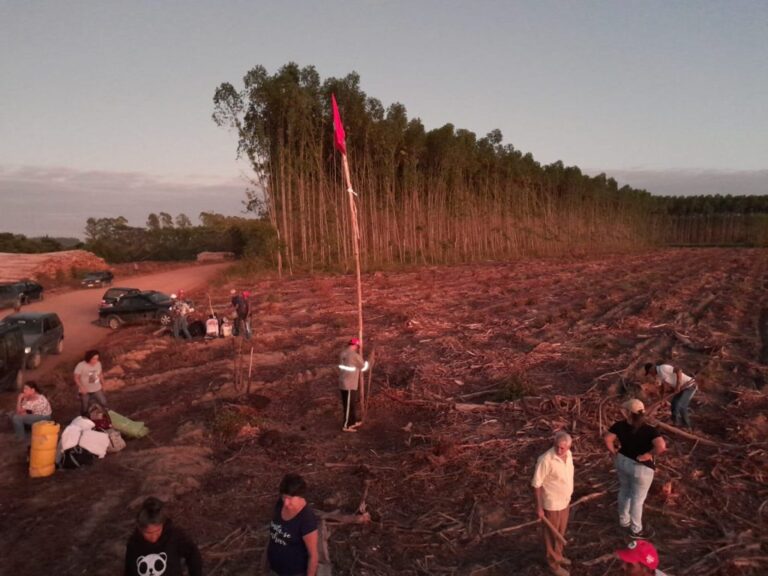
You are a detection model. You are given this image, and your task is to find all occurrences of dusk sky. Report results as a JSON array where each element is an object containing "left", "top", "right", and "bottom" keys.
[{"left": 1, "top": 1, "right": 766, "bottom": 238}]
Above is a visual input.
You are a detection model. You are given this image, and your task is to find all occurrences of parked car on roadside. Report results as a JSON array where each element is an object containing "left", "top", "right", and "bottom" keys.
[
  {"left": 0, "top": 312, "right": 64, "bottom": 369},
  {"left": 0, "top": 283, "right": 22, "bottom": 310},
  {"left": 81, "top": 270, "right": 114, "bottom": 288},
  {"left": 0, "top": 323, "right": 25, "bottom": 390},
  {"left": 99, "top": 286, "right": 140, "bottom": 309},
  {"left": 99, "top": 290, "right": 174, "bottom": 330},
  {"left": 13, "top": 280, "right": 44, "bottom": 304}
]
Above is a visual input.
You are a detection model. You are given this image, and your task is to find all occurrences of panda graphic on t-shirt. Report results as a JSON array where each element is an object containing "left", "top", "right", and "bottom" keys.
[{"left": 136, "top": 552, "right": 167, "bottom": 576}]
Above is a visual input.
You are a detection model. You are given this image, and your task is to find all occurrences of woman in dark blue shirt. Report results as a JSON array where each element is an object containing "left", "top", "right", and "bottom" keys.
[{"left": 266, "top": 474, "right": 319, "bottom": 576}]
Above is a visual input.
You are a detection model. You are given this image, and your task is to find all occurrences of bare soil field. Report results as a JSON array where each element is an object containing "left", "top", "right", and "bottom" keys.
[{"left": 1, "top": 248, "right": 766, "bottom": 576}]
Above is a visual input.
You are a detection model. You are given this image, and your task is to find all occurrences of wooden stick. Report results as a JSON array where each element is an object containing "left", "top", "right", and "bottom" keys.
[
  {"left": 341, "top": 152, "right": 366, "bottom": 420},
  {"left": 651, "top": 419, "right": 739, "bottom": 449},
  {"left": 541, "top": 515, "right": 568, "bottom": 547}
]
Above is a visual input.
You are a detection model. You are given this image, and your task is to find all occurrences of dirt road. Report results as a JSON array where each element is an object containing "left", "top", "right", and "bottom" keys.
[{"left": 1, "top": 262, "right": 230, "bottom": 381}]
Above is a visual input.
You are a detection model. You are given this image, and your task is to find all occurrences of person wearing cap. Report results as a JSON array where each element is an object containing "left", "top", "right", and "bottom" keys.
[
  {"left": 615, "top": 540, "right": 668, "bottom": 575},
  {"left": 604, "top": 399, "right": 666, "bottom": 539},
  {"left": 170, "top": 292, "right": 192, "bottom": 340},
  {"left": 338, "top": 337, "right": 369, "bottom": 432},
  {"left": 531, "top": 431, "right": 574, "bottom": 576},
  {"left": 644, "top": 362, "right": 697, "bottom": 429}
]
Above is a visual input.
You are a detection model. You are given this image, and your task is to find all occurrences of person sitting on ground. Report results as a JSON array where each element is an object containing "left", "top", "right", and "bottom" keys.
[
  {"left": 265, "top": 473, "right": 319, "bottom": 576},
  {"left": 644, "top": 362, "right": 697, "bottom": 429},
  {"left": 531, "top": 431, "right": 574, "bottom": 576},
  {"left": 74, "top": 349, "right": 108, "bottom": 416},
  {"left": 124, "top": 496, "right": 202, "bottom": 576},
  {"left": 338, "top": 337, "right": 369, "bottom": 432},
  {"left": 11, "top": 381, "right": 52, "bottom": 442},
  {"left": 615, "top": 539, "right": 668, "bottom": 575},
  {"left": 604, "top": 399, "right": 666, "bottom": 540}
]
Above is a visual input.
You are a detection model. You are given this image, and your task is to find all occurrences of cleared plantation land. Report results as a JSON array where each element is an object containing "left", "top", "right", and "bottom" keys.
[{"left": 1, "top": 248, "right": 766, "bottom": 575}]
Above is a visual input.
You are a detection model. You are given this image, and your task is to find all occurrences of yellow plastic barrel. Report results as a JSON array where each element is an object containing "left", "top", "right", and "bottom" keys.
[{"left": 29, "top": 420, "right": 59, "bottom": 478}]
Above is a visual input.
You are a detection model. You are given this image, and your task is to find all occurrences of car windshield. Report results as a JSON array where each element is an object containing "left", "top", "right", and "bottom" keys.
[
  {"left": 5, "top": 318, "right": 42, "bottom": 334},
  {"left": 148, "top": 292, "right": 170, "bottom": 304},
  {"left": 84, "top": 274, "right": 101, "bottom": 279}
]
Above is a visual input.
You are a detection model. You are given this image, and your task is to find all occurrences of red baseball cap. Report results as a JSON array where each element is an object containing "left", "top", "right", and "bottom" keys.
[
  {"left": 348, "top": 337, "right": 361, "bottom": 346},
  {"left": 616, "top": 540, "right": 659, "bottom": 570}
]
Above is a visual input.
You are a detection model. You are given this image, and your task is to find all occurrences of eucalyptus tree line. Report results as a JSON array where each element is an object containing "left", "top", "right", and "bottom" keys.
[{"left": 213, "top": 63, "right": 767, "bottom": 267}]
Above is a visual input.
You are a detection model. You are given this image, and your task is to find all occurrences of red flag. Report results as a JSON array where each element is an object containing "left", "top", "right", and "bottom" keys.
[{"left": 331, "top": 93, "right": 347, "bottom": 156}]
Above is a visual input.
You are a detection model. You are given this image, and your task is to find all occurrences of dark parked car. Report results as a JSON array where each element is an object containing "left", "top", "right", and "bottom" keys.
[
  {"left": 1, "top": 280, "right": 44, "bottom": 309},
  {"left": 1, "top": 312, "right": 64, "bottom": 369},
  {"left": 81, "top": 271, "right": 114, "bottom": 288},
  {"left": 0, "top": 323, "right": 25, "bottom": 390},
  {"left": 99, "top": 290, "right": 173, "bottom": 329},
  {"left": 0, "top": 283, "right": 22, "bottom": 310},
  {"left": 99, "top": 286, "right": 140, "bottom": 309}
]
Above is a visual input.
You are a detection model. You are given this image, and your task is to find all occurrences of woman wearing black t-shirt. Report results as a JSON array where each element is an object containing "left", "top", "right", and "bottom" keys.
[
  {"left": 265, "top": 474, "right": 319, "bottom": 576},
  {"left": 604, "top": 399, "right": 666, "bottom": 540}
]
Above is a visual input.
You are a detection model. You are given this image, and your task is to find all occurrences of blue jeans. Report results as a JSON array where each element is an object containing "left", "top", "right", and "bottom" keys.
[
  {"left": 616, "top": 453, "right": 654, "bottom": 533},
  {"left": 12, "top": 413, "right": 51, "bottom": 441},
  {"left": 79, "top": 390, "right": 108, "bottom": 415},
  {"left": 671, "top": 385, "right": 697, "bottom": 428},
  {"left": 235, "top": 317, "right": 251, "bottom": 340}
]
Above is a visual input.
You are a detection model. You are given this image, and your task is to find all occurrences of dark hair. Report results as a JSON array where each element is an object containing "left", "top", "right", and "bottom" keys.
[
  {"left": 644, "top": 363, "right": 654, "bottom": 375},
  {"left": 84, "top": 349, "right": 100, "bottom": 362},
  {"left": 24, "top": 381, "right": 42, "bottom": 394},
  {"left": 279, "top": 474, "right": 307, "bottom": 497},
  {"left": 137, "top": 497, "right": 167, "bottom": 527}
]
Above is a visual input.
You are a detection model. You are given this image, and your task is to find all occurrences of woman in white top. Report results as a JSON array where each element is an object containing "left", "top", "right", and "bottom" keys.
[
  {"left": 73, "top": 349, "right": 108, "bottom": 416},
  {"left": 645, "top": 362, "right": 697, "bottom": 429},
  {"left": 12, "top": 381, "right": 52, "bottom": 441}
]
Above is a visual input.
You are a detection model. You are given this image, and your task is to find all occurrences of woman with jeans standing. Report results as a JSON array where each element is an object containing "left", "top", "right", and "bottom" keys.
[
  {"left": 73, "top": 349, "right": 108, "bottom": 416},
  {"left": 604, "top": 399, "right": 666, "bottom": 539}
]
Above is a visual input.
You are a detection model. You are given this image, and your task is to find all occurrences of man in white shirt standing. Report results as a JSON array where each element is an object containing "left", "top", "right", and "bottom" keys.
[
  {"left": 531, "top": 431, "right": 574, "bottom": 576},
  {"left": 645, "top": 362, "right": 697, "bottom": 429}
]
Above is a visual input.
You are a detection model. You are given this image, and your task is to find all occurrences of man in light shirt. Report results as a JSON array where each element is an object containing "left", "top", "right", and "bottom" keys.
[
  {"left": 531, "top": 431, "right": 574, "bottom": 576},
  {"left": 645, "top": 362, "right": 697, "bottom": 429}
]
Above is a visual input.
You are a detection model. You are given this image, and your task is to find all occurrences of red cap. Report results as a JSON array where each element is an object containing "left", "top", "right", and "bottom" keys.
[
  {"left": 348, "top": 337, "right": 361, "bottom": 346},
  {"left": 616, "top": 540, "right": 659, "bottom": 570}
]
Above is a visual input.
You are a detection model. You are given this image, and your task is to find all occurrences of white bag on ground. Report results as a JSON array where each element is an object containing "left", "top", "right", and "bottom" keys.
[
  {"left": 78, "top": 429, "right": 110, "bottom": 458},
  {"left": 106, "top": 429, "right": 126, "bottom": 453},
  {"left": 60, "top": 424, "right": 83, "bottom": 452}
]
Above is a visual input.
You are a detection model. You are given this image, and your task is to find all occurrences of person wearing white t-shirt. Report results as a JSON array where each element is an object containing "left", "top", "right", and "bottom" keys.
[
  {"left": 645, "top": 362, "right": 697, "bottom": 429},
  {"left": 74, "top": 349, "right": 108, "bottom": 416}
]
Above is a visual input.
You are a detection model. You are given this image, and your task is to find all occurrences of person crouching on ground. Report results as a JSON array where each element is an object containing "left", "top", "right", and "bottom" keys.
[
  {"left": 604, "top": 399, "right": 666, "bottom": 539},
  {"left": 265, "top": 473, "right": 319, "bottom": 576},
  {"left": 531, "top": 431, "right": 574, "bottom": 576},
  {"left": 11, "top": 381, "right": 52, "bottom": 443},
  {"left": 644, "top": 362, "right": 697, "bottom": 429},
  {"left": 615, "top": 540, "right": 668, "bottom": 575},
  {"left": 124, "top": 496, "right": 202, "bottom": 576},
  {"left": 338, "top": 337, "right": 369, "bottom": 432},
  {"left": 74, "top": 349, "right": 108, "bottom": 416}
]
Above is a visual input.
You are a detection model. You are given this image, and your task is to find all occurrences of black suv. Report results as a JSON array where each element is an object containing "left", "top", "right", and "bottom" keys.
[
  {"left": 0, "top": 312, "right": 64, "bottom": 369},
  {"left": 81, "top": 271, "right": 114, "bottom": 288},
  {"left": 99, "top": 286, "right": 140, "bottom": 309},
  {"left": 99, "top": 290, "right": 173, "bottom": 329},
  {"left": 0, "top": 323, "right": 25, "bottom": 389}
]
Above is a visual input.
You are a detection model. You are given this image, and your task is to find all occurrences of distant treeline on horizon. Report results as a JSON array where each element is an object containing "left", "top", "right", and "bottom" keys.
[{"left": 211, "top": 62, "right": 768, "bottom": 267}]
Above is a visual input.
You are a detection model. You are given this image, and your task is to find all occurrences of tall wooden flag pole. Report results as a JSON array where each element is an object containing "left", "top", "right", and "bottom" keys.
[{"left": 332, "top": 94, "right": 367, "bottom": 418}]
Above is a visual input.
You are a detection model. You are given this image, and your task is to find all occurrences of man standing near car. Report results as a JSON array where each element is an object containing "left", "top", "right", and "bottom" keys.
[
  {"left": 74, "top": 349, "right": 108, "bottom": 416},
  {"left": 171, "top": 291, "right": 192, "bottom": 340}
]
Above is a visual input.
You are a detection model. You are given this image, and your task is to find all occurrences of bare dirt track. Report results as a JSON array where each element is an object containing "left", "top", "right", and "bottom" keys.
[
  {"left": 0, "top": 262, "right": 231, "bottom": 378},
  {"left": 1, "top": 249, "right": 766, "bottom": 576}
]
